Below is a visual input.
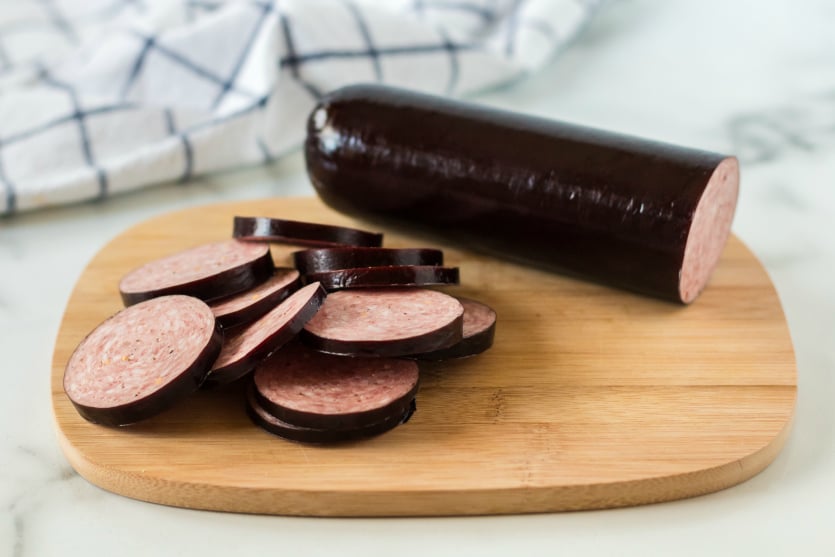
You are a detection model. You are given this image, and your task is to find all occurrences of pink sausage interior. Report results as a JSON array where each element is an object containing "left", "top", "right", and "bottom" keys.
[
  {"left": 679, "top": 157, "right": 740, "bottom": 303},
  {"left": 255, "top": 344, "right": 418, "bottom": 416},
  {"left": 119, "top": 240, "right": 269, "bottom": 294},
  {"left": 458, "top": 298, "right": 497, "bottom": 338},
  {"left": 210, "top": 268, "right": 299, "bottom": 318},
  {"left": 211, "top": 282, "right": 320, "bottom": 370},
  {"left": 64, "top": 296, "right": 215, "bottom": 408},
  {"left": 303, "top": 288, "right": 463, "bottom": 342}
]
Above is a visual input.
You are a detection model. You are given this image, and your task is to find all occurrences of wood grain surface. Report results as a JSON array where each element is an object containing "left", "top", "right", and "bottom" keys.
[{"left": 51, "top": 196, "right": 797, "bottom": 516}]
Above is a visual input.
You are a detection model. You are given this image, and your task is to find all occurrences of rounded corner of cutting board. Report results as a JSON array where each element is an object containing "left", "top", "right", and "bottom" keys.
[{"left": 51, "top": 196, "right": 797, "bottom": 516}]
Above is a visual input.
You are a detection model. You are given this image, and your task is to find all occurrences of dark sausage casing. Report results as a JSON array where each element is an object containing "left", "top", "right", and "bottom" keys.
[{"left": 305, "top": 85, "right": 740, "bottom": 303}]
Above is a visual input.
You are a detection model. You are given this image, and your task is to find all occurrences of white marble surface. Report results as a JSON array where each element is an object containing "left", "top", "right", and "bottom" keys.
[{"left": 3, "top": 1, "right": 834, "bottom": 555}]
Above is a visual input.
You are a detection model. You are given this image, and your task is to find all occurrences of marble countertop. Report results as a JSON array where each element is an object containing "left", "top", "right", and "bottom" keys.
[{"left": 3, "top": 1, "right": 834, "bottom": 555}]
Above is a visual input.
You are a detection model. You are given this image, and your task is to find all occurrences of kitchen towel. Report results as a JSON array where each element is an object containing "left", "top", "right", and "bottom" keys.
[{"left": 0, "top": 0, "right": 601, "bottom": 216}]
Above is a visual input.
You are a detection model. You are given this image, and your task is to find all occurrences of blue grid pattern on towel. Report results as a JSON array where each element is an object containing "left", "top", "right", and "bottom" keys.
[{"left": 0, "top": 0, "right": 601, "bottom": 216}]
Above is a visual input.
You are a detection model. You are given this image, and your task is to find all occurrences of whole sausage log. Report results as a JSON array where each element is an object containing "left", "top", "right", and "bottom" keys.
[{"left": 305, "top": 84, "right": 740, "bottom": 303}]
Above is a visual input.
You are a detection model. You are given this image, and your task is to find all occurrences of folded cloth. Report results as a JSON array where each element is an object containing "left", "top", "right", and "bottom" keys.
[{"left": 0, "top": 0, "right": 600, "bottom": 216}]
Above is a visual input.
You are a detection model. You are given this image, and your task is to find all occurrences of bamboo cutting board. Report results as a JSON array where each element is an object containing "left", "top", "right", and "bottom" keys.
[{"left": 51, "top": 196, "right": 796, "bottom": 516}]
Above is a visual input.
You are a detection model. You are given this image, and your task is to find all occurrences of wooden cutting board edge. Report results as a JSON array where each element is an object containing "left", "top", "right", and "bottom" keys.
[
  {"left": 49, "top": 196, "right": 798, "bottom": 517},
  {"left": 51, "top": 411, "right": 794, "bottom": 516}
]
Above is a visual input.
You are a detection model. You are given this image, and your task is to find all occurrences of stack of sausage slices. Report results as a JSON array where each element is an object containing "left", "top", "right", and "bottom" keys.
[{"left": 63, "top": 216, "right": 497, "bottom": 444}]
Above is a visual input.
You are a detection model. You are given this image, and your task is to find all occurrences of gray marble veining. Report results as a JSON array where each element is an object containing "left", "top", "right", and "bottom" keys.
[{"left": 727, "top": 92, "right": 835, "bottom": 164}]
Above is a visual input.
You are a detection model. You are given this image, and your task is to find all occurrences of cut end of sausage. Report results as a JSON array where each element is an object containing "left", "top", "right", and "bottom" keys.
[{"left": 679, "top": 157, "right": 740, "bottom": 304}]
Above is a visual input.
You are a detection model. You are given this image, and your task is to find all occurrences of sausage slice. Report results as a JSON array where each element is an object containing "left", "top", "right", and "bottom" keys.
[
  {"left": 301, "top": 288, "right": 463, "bottom": 357},
  {"left": 233, "top": 216, "right": 383, "bottom": 247},
  {"left": 209, "top": 268, "right": 301, "bottom": 329},
  {"left": 253, "top": 342, "right": 419, "bottom": 430},
  {"left": 119, "top": 239, "right": 274, "bottom": 306},
  {"left": 293, "top": 247, "right": 443, "bottom": 275},
  {"left": 205, "top": 282, "right": 326, "bottom": 387},
  {"left": 413, "top": 297, "right": 496, "bottom": 360},
  {"left": 246, "top": 384, "right": 415, "bottom": 444},
  {"left": 63, "top": 295, "right": 222, "bottom": 426},
  {"left": 305, "top": 265, "right": 459, "bottom": 291}
]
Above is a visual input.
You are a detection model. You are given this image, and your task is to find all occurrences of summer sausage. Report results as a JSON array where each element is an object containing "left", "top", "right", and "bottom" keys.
[
  {"left": 209, "top": 268, "right": 301, "bottom": 329},
  {"left": 205, "top": 282, "right": 326, "bottom": 387},
  {"left": 119, "top": 239, "right": 274, "bottom": 306},
  {"left": 300, "top": 288, "right": 463, "bottom": 357},
  {"left": 233, "top": 216, "right": 383, "bottom": 247},
  {"left": 63, "top": 295, "right": 222, "bottom": 426},
  {"left": 292, "top": 247, "right": 443, "bottom": 275},
  {"left": 413, "top": 297, "right": 496, "bottom": 360},
  {"left": 246, "top": 384, "right": 415, "bottom": 444},
  {"left": 253, "top": 342, "right": 419, "bottom": 430},
  {"left": 305, "top": 265, "right": 459, "bottom": 291},
  {"left": 305, "top": 84, "right": 740, "bottom": 303}
]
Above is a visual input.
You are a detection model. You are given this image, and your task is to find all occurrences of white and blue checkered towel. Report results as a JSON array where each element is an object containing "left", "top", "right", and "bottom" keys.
[{"left": 0, "top": 0, "right": 600, "bottom": 216}]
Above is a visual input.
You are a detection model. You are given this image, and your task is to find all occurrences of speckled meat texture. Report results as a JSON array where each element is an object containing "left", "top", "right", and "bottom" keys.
[
  {"left": 415, "top": 297, "right": 496, "bottom": 360},
  {"left": 119, "top": 239, "right": 274, "bottom": 305},
  {"left": 679, "top": 158, "right": 739, "bottom": 302},
  {"left": 207, "top": 282, "right": 326, "bottom": 385},
  {"left": 246, "top": 384, "right": 413, "bottom": 444},
  {"left": 63, "top": 295, "right": 221, "bottom": 425},
  {"left": 305, "top": 84, "right": 740, "bottom": 303},
  {"left": 301, "top": 288, "right": 463, "bottom": 357},
  {"left": 209, "top": 268, "right": 300, "bottom": 328},
  {"left": 458, "top": 298, "right": 496, "bottom": 338},
  {"left": 253, "top": 342, "right": 418, "bottom": 429}
]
